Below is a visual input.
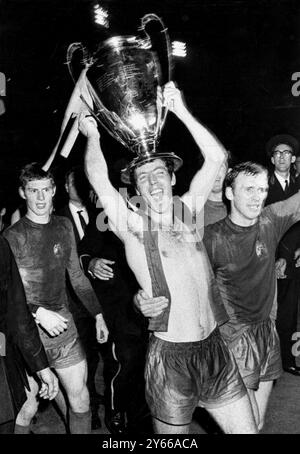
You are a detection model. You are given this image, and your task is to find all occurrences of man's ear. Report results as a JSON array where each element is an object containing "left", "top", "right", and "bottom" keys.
[
  {"left": 52, "top": 185, "right": 56, "bottom": 197},
  {"left": 271, "top": 156, "right": 275, "bottom": 166},
  {"left": 18, "top": 186, "right": 26, "bottom": 200},
  {"left": 225, "top": 186, "right": 233, "bottom": 201},
  {"left": 65, "top": 182, "right": 69, "bottom": 194},
  {"left": 291, "top": 155, "right": 296, "bottom": 164},
  {"left": 171, "top": 173, "right": 176, "bottom": 186}
]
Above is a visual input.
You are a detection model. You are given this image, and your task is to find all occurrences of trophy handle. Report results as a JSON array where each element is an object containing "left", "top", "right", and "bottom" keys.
[
  {"left": 66, "top": 42, "right": 91, "bottom": 84},
  {"left": 139, "top": 14, "right": 173, "bottom": 133}
]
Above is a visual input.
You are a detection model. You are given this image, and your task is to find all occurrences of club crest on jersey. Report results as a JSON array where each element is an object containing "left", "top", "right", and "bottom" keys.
[
  {"left": 53, "top": 243, "right": 63, "bottom": 257},
  {"left": 255, "top": 240, "right": 267, "bottom": 257}
]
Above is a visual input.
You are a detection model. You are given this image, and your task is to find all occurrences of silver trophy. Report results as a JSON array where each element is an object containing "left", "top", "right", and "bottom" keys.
[{"left": 67, "top": 14, "right": 182, "bottom": 178}]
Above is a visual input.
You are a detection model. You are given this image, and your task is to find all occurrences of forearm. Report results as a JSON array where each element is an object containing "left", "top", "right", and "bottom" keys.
[
  {"left": 68, "top": 261, "right": 102, "bottom": 317},
  {"left": 85, "top": 134, "right": 109, "bottom": 195},
  {"left": 178, "top": 108, "right": 226, "bottom": 164}
]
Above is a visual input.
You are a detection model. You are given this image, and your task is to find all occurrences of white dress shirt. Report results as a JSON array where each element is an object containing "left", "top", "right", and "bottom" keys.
[
  {"left": 69, "top": 201, "right": 89, "bottom": 240},
  {"left": 274, "top": 171, "right": 290, "bottom": 191}
]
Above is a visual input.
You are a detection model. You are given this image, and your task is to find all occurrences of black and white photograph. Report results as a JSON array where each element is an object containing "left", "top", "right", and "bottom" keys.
[{"left": 1, "top": 0, "right": 300, "bottom": 439}]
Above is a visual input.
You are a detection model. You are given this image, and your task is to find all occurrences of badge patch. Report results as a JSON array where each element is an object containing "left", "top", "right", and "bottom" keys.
[
  {"left": 255, "top": 240, "right": 267, "bottom": 257},
  {"left": 53, "top": 243, "right": 63, "bottom": 257}
]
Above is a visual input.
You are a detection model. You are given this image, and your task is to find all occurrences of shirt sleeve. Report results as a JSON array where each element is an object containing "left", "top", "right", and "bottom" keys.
[
  {"left": 6, "top": 238, "right": 49, "bottom": 373},
  {"left": 66, "top": 222, "right": 102, "bottom": 317},
  {"left": 264, "top": 191, "right": 300, "bottom": 243}
]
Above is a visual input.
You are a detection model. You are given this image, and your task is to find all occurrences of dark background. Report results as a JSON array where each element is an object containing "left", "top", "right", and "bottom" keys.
[{"left": 1, "top": 0, "right": 300, "bottom": 212}]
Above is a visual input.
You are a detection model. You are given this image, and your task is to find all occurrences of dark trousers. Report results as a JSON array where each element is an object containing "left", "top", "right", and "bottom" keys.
[
  {"left": 100, "top": 305, "right": 150, "bottom": 428},
  {"left": 101, "top": 334, "right": 148, "bottom": 419},
  {"left": 276, "top": 279, "right": 300, "bottom": 368}
]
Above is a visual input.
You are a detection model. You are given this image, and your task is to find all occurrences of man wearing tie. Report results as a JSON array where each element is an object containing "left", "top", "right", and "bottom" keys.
[
  {"left": 265, "top": 134, "right": 299, "bottom": 205},
  {"left": 57, "top": 166, "right": 102, "bottom": 429},
  {"left": 265, "top": 134, "right": 300, "bottom": 376},
  {"left": 61, "top": 167, "right": 90, "bottom": 243}
]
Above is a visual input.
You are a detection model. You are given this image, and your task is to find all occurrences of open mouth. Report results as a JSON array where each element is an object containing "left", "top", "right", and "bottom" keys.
[
  {"left": 36, "top": 204, "right": 46, "bottom": 209},
  {"left": 150, "top": 189, "right": 163, "bottom": 202}
]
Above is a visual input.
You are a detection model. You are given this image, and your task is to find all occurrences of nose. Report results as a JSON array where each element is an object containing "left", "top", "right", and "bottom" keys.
[
  {"left": 251, "top": 190, "right": 261, "bottom": 201},
  {"left": 149, "top": 172, "right": 158, "bottom": 185},
  {"left": 37, "top": 190, "right": 45, "bottom": 201}
]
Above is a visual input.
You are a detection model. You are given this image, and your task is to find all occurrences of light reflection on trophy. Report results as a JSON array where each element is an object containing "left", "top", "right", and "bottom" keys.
[{"left": 67, "top": 14, "right": 182, "bottom": 179}]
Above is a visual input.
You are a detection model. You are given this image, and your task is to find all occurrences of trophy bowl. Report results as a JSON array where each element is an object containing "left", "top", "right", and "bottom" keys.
[{"left": 67, "top": 14, "right": 172, "bottom": 158}]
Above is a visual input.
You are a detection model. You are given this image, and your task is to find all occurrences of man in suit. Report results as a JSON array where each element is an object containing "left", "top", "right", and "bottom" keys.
[
  {"left": 265, "top": 134, "right": 300, "bottom": 375},
  {"left": 59, "top": 167, "right": 90, "bottom": 243},
  {"left": 0, "top": 236, "right": 58, "bottom": 433},
  {"left": 57, "top": 166, "right": 102, "bottom": 429},
  {"left": 265, "top": 134, "right": 299, "bottom": 205}
]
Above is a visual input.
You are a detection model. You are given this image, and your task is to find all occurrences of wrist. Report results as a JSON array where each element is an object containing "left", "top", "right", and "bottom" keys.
[
  {"left": 176, "top": 105, "right": 191, "bottom": 122},
  {"left": 88, "top": 131, "right": 100, "bottom": 141},
  {"left": 35, "top": 307, "right": 47, "bottom": 323},
  {"left": 88, "top": 258, "right": 97, "bottom": 279}
]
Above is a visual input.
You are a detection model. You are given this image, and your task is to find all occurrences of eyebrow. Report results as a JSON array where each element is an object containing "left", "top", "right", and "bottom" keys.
[
  {"left": 137, "top": 166, "right": 167, "bottom": 178},
  {"left": 27, "top": 185, "right": 52, "bottom": 190}
]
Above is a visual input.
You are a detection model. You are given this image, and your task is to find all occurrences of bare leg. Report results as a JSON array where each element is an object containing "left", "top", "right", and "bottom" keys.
[
  {"left": 56, "top": 359, "right": 91, "bottom": 433},
  {"left": 254, "top": 381, "right": 273, "bottom": 430},
  {"left": 207, "top": 394, "right": 258, "bottom": 434},
  {"left": 153, "top": 418, "right": 190, "bottom": 434},
  {"left": 247, "top": 389, "right": 260, "bottom": 428},
  {"left": 15, "top": 375, "right": 39, "bottom": 433}
]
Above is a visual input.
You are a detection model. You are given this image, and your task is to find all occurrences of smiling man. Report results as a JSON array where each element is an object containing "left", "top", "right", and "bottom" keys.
[
  {"left": 79, "top": 82, "right": 258, "bottom": 434},
  {"left": 3, "top": 163, "right": 108, "bottom": 434},
  {"left": 202, "top": 162, "right": 300, "bottom": 431},
  {"left": 136, "top": 160, "right": 300, "bottom": 431}
]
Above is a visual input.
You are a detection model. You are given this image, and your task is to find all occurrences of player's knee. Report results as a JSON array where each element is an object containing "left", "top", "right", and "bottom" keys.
[{"left": 68, "top": 382, "right": 90, "bottom": 411}]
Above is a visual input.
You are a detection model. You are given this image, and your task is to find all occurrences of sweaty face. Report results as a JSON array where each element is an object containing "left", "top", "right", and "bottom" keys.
[
  {"left": 21, "top": 178, "right": 55, "bottom": 222},
  {"left": 211, "top": 162, "right": 228, "bottom": 194},
  {"left": 226, "top": 172, "right": 269, "bottom": 226},
  {"left": 271, "top": 143, "right": 295, "bottom": 173},
  {"left": 135, "top": 159, "right": 175, "bottom": 215}
]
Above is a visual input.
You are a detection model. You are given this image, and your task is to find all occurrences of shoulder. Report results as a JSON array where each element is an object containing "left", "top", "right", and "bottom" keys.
[
  {"left": 52, "top": 214, "right": 73, "bottom": 231},
  {"left": 203, "top": 218, "right": 226, "bottom": 247},
  {"left": 3, "top": 218, "right": 25, "bottom": 240},
  {"left": 205, "top": 217, "right": 227, "bottom": 234}
]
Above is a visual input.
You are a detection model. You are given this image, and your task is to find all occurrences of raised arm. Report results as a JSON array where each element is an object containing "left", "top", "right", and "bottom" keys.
[
  {"left": 164, "top": 82, "right": 226, "bottom": 212},
  {"left": 79, "top": 113, "right": 139, "bottom": 241}
]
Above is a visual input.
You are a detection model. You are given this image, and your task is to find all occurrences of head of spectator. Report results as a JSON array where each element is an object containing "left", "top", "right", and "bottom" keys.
[
  {"left": 266, "top": 134, "right": 299, "bottom": 177},
  {"left": 209, "top": 149, "right": 232, "bottom": 202},
  {"left": 65, "top": 166, "right": 90, "bottom": 208}
]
